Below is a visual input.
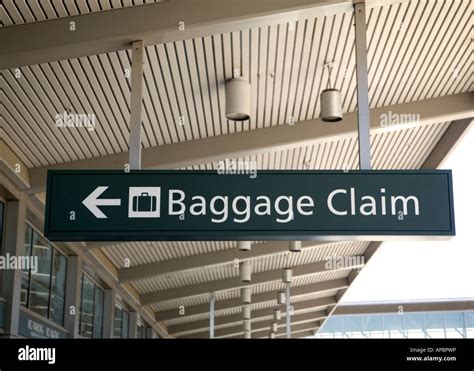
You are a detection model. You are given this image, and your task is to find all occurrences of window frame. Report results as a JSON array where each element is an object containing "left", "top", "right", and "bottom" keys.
[
  {"left": 79, "top": 272, "right": 105, "bottom": 339},
  {"left": 22, "top": 222, "right": 68, "bottom": 326}
]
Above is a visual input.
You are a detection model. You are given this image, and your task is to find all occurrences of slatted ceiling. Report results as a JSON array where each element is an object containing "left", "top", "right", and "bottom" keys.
[
  {"left": 161, "top": 287, "right": 341, "bottom": 327},
  {"left": 148, "top": 266, "right": 354, "bottom": 315},
  {"left": 0, "top": 0, "right": 163, "bottom": 26},
  {"left": 3, "top": 3, "right": 472, "bottom": 170},
  {"left": 128, "top": 241, "right": 363, "bottom": 295},
  {"left": 101, "top": 240, "right": 237, "bottom": 268},
  {"left": 187, "top": 121, "right": 449, "bottom": 172},
  {"left": 367, "top": 0, "right": 472, "bottom": 108}
]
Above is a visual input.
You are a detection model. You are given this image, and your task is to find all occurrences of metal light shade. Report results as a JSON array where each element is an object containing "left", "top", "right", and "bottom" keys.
[
  {"left": 243, "top": 320, "right": 251, "bottom": 332},
  {"left": 241, "top": 287, "right": 252, "bottom": 304},
  {"left": 225, "top": 77, "right": 251, "bottom": 121},
  {"left": 274, "top": 308, "right": 282, "bottom": 321},
  {"left": 242, "top": 305, "right": 251, "bottom": 319},
  {"left": 277, "top": 291, "right": 286, "bottom": 305},
  {"left": 289, "top": 241, "right": 302, "bottom": 252},
  {"left": 283, "top": 268, "right": 293, "bottom": 284},
  {"left": 271, "top": 322, "right": 278, "bottom": 333},
  {"left": 240, "top": 261, "right": 251, "bottom": 282},
  {"left": 320, "top": 89, "right": 343, "bottom": 122},
  {"left": 237, "top": 241, "right": 251, "bottom": 251}
]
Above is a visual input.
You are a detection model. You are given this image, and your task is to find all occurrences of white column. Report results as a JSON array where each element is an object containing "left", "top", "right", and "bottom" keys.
[
  {"left": 102, "top": 288, "right": 116, "bottom": 338},
  {"left": 129, "top": 40, "right": 145, "bottom": 170},
  {"left": 210, "top": 293, "right": 215, "bottom": 338},
  {"left": 1, "top": 199, "right": 26, "bottom": 337},
  {"left": 128, "top": 311, "right": 138, "bottom": 338},
  {"left": 286, "top": 284, "right": 291, "bottom": 338},
  {"left": 354, "top": 0, "right": 372, "bottom": 170},
  {"left": 63, "top": 256, "right": 82, "bottom": 338}
]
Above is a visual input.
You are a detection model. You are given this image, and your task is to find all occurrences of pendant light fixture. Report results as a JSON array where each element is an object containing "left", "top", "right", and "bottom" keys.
[
  {"left": 283, "top": 268, "right": 293, "bottom": 284},
  {"left": 242, "top": 305, "right": 251, "bottom": 320},
  {"left": 237, "top": 241, "right": 251, "bottom": 252},
  {"left": 225, "top": 77, "right": 251, "bottom": 121},
  {"left": 241, "top": 287, "right": 252, "bottom": 304},
  {"left": 320, "top": 62, "right": 343, "bottom": 122},
  {"left": 277, "top": 291, "right": 286, "bottom": 305},
  {"left": 274, "top": 308, "right": 282, "bottom": 321},
  {"left": 243, "top": 319, "right": 251, "bottom": 332},
  {"left": 240, "top": 261, "right": 251, "bottom": 283},
  {"left": 289, "top": 241, "right": 302, "bottom": 253}
]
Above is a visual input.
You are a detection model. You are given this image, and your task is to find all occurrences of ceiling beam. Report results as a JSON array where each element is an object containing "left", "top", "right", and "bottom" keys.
[
  {"left": 421, "top": 118, "right": 472, "bottom": 169},
  {"left": 156, "top": 278, "right": 348, "bottom": 322},
  {"left": 0, "top": 0, "right": 353, "bottom": 69},
  {"left": 141, "top": 258, "right": 364, "bottom": 305},
  {"left": 334, "top": 300, "right": 474, "bottom": 316},
  {"left": 25, "top": 92, "right": 474, "bottom": 195},
  {"left": 169, "top": 296, "right": 336, "bottom": 336},
  {"left": 283, "top": 329, "right": 317, "bottom": 338},
  {"left": 119, "top": 241, "right": 326, "bottom": 283},
  {"left": 247, "top": 323, "right": 319, "bottom": 339},
  {"left": 183, "top": 310, "right": 327, "bottom": 338}
]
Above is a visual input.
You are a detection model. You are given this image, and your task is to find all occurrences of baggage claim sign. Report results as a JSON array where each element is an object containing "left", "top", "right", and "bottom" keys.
[{"left": 44, "top": 170, "right": 455, "bottom": 241}]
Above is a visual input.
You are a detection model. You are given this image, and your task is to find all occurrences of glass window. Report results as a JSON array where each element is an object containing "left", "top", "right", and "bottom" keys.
[
  {"left": 114, "top": 304, "right": 130, "bottom": 338},
  {"left": 80, "top": 275, "right": 95, "bottom": 338},
  {"left": 28, "top": 232, "right": 52, "bottom": 318},
  {"left": 425, "top": 312, "right": 445, "bottom": 338},
  {"left": 0, "top": 201, "right": 4, "bottom": 253},
  {"left": 122, "top": 310, "right": 129, "bottom": 338},
  {"left": 93, "top": 287, "right": 104, "bottom": 339},
  {"left": 79, "top": 273, "right": 104, "bottom": 338},
  {"left": 137, "top": 324, "right": 144, "bottom": 338},
  {"left": 405, "top": 313, "right": 425, "bottom": 338},
  {"left": 114, "top": 305, "right": 123, "bottom": 339},
  {"left": 466, "top": 312, "right": 474, "bottom": 338},
  {"left": 363, "top": 314, "right": 384, "bottom": 338},
  {"left": 20, "top": 224, "right": 68, "bottom": 327},
  {"left": 50, "top": 249, "right": 67, "bottom": 325},
  {"left": 383, "top": 314, "right": 405, "bottom": 338},
  {"left": 20, "top": 226, "right": 33, "bottom": 306},
  {"left": 445, "top": 312, "right": 464, "bottom": 338}
]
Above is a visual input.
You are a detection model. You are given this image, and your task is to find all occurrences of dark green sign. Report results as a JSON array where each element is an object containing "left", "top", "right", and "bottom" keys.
[
  {"left": 44, "top": 170, "right": 455, "bottom": 241},
  {"left": 18, "top": 310, "right": 68, "bottom": 338}
]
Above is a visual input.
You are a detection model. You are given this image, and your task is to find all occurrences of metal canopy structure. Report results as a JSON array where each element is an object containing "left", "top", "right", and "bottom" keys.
[{"left": 1, "top": 0, "right": 473, "bottom": 339}]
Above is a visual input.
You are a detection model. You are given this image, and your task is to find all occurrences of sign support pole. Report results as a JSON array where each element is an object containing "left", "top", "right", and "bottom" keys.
[
  {"left": 210, "top": 292, "right": 215, "bottom": 338},
  {"left": 286, "top": 283, "right": 291, "bottom": 338},
  {"left": 129, "top": 40, "right": 145, "bottom": 170},
  {"left": 354, "top": 0, "right": 372, "bottom": 170}
]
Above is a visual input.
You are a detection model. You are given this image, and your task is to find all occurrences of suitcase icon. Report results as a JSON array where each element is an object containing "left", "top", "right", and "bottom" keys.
[{"left": 132, "top": 192, "right": 157, "bottom": 212}]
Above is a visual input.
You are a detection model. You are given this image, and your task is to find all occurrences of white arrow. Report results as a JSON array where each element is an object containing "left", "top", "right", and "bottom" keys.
[{"left": 82, "top": 186, "right": 121, "bottom": 219}]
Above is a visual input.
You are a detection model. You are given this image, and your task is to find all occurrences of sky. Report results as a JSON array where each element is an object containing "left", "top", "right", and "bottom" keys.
[{"left": 342, "top": 125, "right": 474, "bottom": 304}]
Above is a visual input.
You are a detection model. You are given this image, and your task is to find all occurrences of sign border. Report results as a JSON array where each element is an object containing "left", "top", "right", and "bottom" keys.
[{"left": 44, "top": 169, "right": 455, "bottom": 241}]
